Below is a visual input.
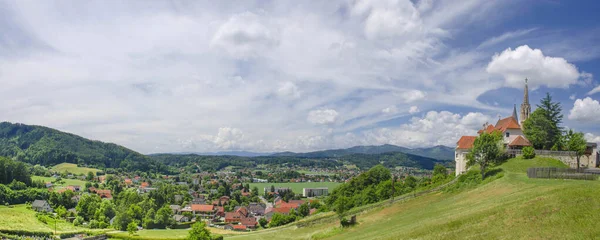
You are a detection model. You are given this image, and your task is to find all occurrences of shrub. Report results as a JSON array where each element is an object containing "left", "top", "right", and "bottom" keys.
[{"left": 522, "top": 146, "right": 535, "bottom": 159}]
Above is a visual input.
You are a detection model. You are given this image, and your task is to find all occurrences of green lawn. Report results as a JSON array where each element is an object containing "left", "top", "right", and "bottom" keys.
[
  {"left": 51, "top": 163, "right": 101, "bottom": 175},
  {"left": 0, "top": 204, "right": 87, "bottom": 233},
  {"left": 32, "top": 176, "right": 89, "bottom": 187},
  {"left": 249, "top": 182, "right": 342, "bottom": 194},
  {"left": 107, "top": 226, "right": 243, "bottom": 240},
  {"left": 229, "top": 157, "right": 600, "bottom": 240}
]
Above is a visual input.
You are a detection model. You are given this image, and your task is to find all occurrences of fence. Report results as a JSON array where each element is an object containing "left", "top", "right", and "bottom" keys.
[
  {"left": 507, "top": 149, "right": 575, "bottom": 156},
  {"left": 527, "top": 167, "right": 599, "bottom": 180}
]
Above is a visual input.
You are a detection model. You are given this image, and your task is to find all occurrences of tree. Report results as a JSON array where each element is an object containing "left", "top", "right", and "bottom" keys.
[
  {"left": 87, "top": 171, "right": 95, "bottom": 181},
  {"left": 127, "top": 222, "right": 138, "bottom": 236},
  {"left": 533, "top": 93, "right": 564, "bottom": 149},
  {"left": 298, "top": 203, "right": 310, "bottom": 217},
  {"left": 154, "top": 205, "right": 174, "bottom": 229},
  {"left": 566, "top": 130, "right": 587, "bottom": 171},
  {"left": 55, "top": 205, "right": 67, "bottom": 218},
  {"left": 432, "top": 164, "right": 448, "bottom": 183},
  {"left": 467, "top": 131, "right": 504, "bottom": 179},
  {"left": 523, "top": 109, "right": 555, "bottom": 150},
  {"left": 334, "top": 196, "right": 350, "bottom": 226},
  {"left": 522, "top": 146, "right": 535, "bottom": 159},
  {"left": 258, "top": 217, "right": 268, "bottom": 228},
  {"left": 187, "top": 221, "right": 211, "bottom": 240}
]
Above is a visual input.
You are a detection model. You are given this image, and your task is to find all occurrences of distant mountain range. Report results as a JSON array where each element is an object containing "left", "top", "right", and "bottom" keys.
[
  {"left": 271, "top": 144, "right": 454, "bottom": 161},
  {"left": 180, "top": 144, "right": 455, "bottom": 161}
]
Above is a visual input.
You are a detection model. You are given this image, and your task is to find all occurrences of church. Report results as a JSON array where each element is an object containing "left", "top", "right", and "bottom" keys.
[{"left": 454, "top": 79, "right": 533, "bottom": 176}]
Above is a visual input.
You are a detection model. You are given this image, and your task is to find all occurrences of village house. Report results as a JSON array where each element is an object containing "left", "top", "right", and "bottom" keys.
[
  {"left": 191, "top": 204, "right": 216, "bottom": 219},
  {"left": 31, "top": 200, "right": 53, "bottom": 212},
  {"left": 173, "top": 214, "right": 189, "bottom": 223},
  {"left": 169, "top": 205, "right": 181, "bottom": 214},
  {"left": 247, "top": 203, "right": 266, "bottom": 216}
]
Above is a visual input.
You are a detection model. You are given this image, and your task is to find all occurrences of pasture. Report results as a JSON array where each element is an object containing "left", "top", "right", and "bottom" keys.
[{"left": 51, "top": 163, "right": 101, "bottom": 175}]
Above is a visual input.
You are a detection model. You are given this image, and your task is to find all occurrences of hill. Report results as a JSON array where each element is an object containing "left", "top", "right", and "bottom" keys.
[
  {"left": 271, "top": 144, "right": 454, "bottom": 161},
  {"left": 0, "top": 122, "right": 168, "bottom": 173},
  {"left": 226, "top": 157, "right": 600, "bottom": 240},
  {"left": 150, "top": 151, "right": 451, "bottom": 171}
]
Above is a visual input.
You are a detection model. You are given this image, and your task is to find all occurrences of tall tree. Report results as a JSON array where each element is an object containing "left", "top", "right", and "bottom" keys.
[
  {"left": 566, "top": 130, "right": 587, "bottom": 171},
  {"left": 334, "top": 196, "right": 350, "bottom": 226},
  {"left": 523, "top": 109, "right": 554, "bottom": 150},
  {"left": 467, "top": 131, "right": 504, "bottom": 179},
  {"left": 536, "top": 93, "right": 564, "bottom": 149}
]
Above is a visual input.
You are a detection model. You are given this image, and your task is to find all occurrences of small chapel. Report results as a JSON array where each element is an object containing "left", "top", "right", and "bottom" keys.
[{"left": 454, "top": 79, "right": 533, "bottom": 176}]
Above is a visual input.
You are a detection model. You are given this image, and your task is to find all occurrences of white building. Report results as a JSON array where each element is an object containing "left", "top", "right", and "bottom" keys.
[{"left": 302, "top": 187, "right": 329, "bottom": 197}]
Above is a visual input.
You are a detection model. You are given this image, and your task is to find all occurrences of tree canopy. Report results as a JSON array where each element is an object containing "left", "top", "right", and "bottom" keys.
[{"left": 467, "top": 131, "right": 504, "bottom": 179}]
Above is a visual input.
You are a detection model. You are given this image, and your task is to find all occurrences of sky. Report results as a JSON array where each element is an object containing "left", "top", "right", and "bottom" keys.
[{"left": 1, "top": 0, "right": 600, "bottom": 154}]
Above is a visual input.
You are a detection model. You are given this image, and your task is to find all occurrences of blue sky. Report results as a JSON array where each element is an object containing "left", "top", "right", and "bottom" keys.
[{"left": 1, "top": 0, "right": 600, "bottom": 153}]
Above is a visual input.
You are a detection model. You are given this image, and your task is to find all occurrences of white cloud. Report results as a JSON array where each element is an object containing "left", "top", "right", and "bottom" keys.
[
  {"left": 351, "top": 0, "right": 423, "bottom": 40},
  {"left": 487, "top": 45, "right": 583, "bottom": 89},
  {"left": 277, "top": 81, "right": 301, "bottom": 99},
  {"left": 210, "top": 12, "right": 279, "bottom": 59},
  {"left": 588, "top": 85, "right": 600, "bottom": 96},
  {"left": 307, "top": 109, "right": 339, "bottom": 125},
  {"left": 401, "top": 90, "right": 426, "bottom": 102},
  {"left": 569, "top": 94, "right": 576, "bottom": 100},
  {"left": 477, "top": 28, "right": 537, "bottom": 49},
  {"left": 408, "top": 106, "right": 420, "bottom": 114},
  {"left": 568, "top": 97, "right": 600, "bottom": 123},
  {"left": 585, "top": 133, "right": 600, "bottom": 143},
  {"left": 352, "top": 111, "right": 493, "bottom": 148},
  {"left": 382, "top": 106, "right": 398, "bottom": 114}
]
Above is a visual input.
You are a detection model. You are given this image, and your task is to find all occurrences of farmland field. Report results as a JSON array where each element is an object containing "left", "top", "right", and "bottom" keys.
[
  {"left": 32, "top": 176, "right": 88, "bottom": 187},
  {"left": 51, "top": 163, "right": 101, "bottom": 175},
  {"left": 249, "top": 182, "right": 341, "bottom": 194}
]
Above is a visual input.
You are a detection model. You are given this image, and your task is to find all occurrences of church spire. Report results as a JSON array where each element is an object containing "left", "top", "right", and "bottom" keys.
[
  {"left": 520, "top": 78, "right": 531, "bottom": 128},
  {"left": 512, "top": 104, "right": 519, "bottom": 123}
]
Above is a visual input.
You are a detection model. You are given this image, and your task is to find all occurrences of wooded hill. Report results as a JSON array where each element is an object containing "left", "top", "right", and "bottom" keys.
[
  {"left": 272, "top": 144, "right": 454, "bottom": 161},
  {"left": 0, "top": 122, "right": 168, "bottom": 173}
]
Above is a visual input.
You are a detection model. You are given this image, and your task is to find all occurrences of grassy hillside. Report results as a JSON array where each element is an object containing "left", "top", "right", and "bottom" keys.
[
  {"left": 0, "top": 122, "right": 168, "bottom": 173},
  {"left": 32, "top": 176, "right": 88, "bottom": 188},
  {"left": 51, "top": 163, "right": 101, "bottom": 175},
  {"left": 227, "top": 157, "right": 600, "bottom": 240},
  {"left": 271, "top": 144, "right": 454, "bottom": 161},
  {"left": 0, "top": 204, "right": 88, "bottom": 233}
]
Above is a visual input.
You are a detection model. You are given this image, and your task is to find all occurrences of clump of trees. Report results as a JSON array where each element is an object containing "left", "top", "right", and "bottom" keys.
[{"left": 522, "top": 146, "right": 535, "bottom": 159}]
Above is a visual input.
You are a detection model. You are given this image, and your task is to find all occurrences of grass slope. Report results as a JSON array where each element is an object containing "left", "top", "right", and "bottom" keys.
[
  {"left": 229, "top": 157, "right": 600, "bottom": 240},
  {"left": 249, "top": 182, "right": 342, "bottom": 194},
  {"left": 51, "top": 163, "right": 101, "bottom": 175},
  {"left": 32, "top": 176, "right": 88, "bottom": 187},
  {"left": 0, "top": 204, "right": 87, "bottom": 233}
]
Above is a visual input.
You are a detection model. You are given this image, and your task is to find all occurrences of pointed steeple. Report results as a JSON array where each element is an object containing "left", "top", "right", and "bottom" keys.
[
  {"left": 520, "top": 78, "right": 531, "bottom": 128},
  {"left": 512, "top": 104, "right": 519, "bottom": 123}
]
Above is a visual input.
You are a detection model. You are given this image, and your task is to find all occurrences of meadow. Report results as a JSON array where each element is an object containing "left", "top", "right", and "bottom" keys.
[
  {"left": 229, "top": 157, "right": 600, "bottom": 240},
  {"left": 51, "top": 163, "right": 102, "bottom": 175},
  {"left": 0, "top": 204, "right": 87, "bottom": 233},
  {"left": 32, "top": 176, "right": 88, "bottom": 187},
  {"left": 249, "top": 182, "right": 342, "bottom": 194}
]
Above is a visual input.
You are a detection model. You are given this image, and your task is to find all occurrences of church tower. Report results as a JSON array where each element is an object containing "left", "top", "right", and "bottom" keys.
[{"left": 520, "top": 78, "right": 531, "bottom": 128}]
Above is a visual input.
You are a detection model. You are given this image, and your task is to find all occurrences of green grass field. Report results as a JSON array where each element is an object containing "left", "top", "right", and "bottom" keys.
[
  {"left": 228, "top": 157, "right": 600, "bottom": 240},
  {"left": 51, "top": 163, "right": 101, "bottom": 175},
  {"left": 32, "top": 176, "right": 88, "bottom": 187},
  {"left": 297, "top": 170, "right": 334, "bottom": 176},
  {"left": 107, "top": 226, "right": 244, "bottom": 239},
  {"left": 249, "top": 182, "right": 342, "bottom": 194},
  {"left": 0, "top": 204, "right": 87, "bottom": 233}
]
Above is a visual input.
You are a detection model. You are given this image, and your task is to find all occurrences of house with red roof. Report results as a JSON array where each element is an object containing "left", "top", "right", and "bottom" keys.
[
  {"left": 191, "top": 204, "right": 216, "bottom": 219},
  {"left": 455, "top": 79, "right": 533, "bottom": 176}
]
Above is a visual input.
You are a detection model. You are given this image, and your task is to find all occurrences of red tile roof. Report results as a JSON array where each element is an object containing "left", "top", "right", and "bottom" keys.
[
  {"left": 509, "top": 135, "right": 532, "bottom": 146},
  {"left": 236, "top": 207, "right": 248, "bottom": 217},
  {"left": 240, "top": 217, "right": 257, "bottom": 227},
  {"left": 456, "top": 136, "right": 477, "bottom": 150},
  {"left": 233, "top": 225, "right": 247, "bottom": 230},
  {"left": 272, "top": 207, "right": 292, "bottom": 214},
  {"left": 494, "top": 117, "right": 521, "bottom": 132},
  {"left": 477, "top": 124, "right": 496, "bottom": 134},
  {"left": 191, "top": 204, "right": 214, "bottom": 212}
]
